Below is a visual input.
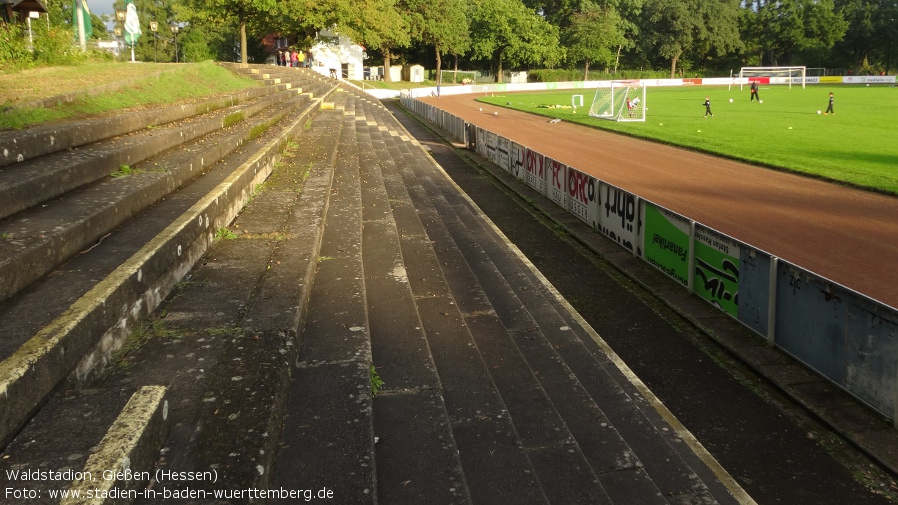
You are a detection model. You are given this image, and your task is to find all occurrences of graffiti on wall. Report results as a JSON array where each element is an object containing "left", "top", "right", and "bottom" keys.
[
  {"left": 601, "top": 183, "right": 639, "bottom": 254},
  {"left": 498, "top": 137, "right": 510, "bottom": 171},
  {"left": 694, "top": 226, "right": 740, "bottom": 316},
  {"left": 510, "top": 142, "right": 525, "bottom": 179}
]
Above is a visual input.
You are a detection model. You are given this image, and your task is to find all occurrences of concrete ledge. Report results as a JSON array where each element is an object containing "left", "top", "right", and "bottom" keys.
[
  {"left": 0, "top": 93, "right": 314, "bottom": 310},
  {"left": 0, "top": 84, "right": 283, "bottom": 170},
  {"left": 62, "top": 386, "right": 168, "bottom": 505},
  {"left": 0, "top": 95, "right": 330, "bottom": 448}
]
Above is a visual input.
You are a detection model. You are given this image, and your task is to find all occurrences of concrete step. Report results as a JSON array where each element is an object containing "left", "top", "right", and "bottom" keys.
[
  {"left": 386, "top": 100, "right": 747, "bottom": 505},
  {"left": 346, "top": 93, "right": 622, "bottom": 504},
  {"left": 220, "top": 64, "right": 335, "bottom": 99},
  {"left": 347, "top": 94, "right": 553, "bottom": 504},
  {"left": 0, "top": 86, "right": 302, "bottom": 223},
  {"left": 0, "top": 386, "right": 167, "bottom": 504},
  {"left": 0, "top": 81, "right": 285, "bottom": 169},
  {"left": 0, "top": 90, "right": 314, "bottom": 305},
  {"left": 349, "top": 95, "right": 469, "bottom": 505},
  {"left": 0, "top": 85, "right": 342, "bottom": 503},
  {"left": 272, "top": 90, "right": 378, "bottom": 502},
  {"left": 0, "top": 81, "right": 336, "bottom": 453}
]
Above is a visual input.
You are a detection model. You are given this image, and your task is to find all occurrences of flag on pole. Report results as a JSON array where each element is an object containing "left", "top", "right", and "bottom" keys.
[
  {"left": 124, "top": 0, "right": 141, "bottom": 46},
  {"left": 72, "top": 0, "right": 93, "bottom": 40}
]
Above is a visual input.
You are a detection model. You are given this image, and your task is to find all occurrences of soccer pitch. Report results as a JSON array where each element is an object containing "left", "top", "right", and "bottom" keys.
[{"left": 477, "top": 84, "right": 898, "bottom": 195}]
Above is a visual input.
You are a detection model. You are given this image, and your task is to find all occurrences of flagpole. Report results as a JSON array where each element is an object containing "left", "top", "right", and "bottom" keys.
[{"left": 76, "top": 0, "right": 86, "bottom": 52}]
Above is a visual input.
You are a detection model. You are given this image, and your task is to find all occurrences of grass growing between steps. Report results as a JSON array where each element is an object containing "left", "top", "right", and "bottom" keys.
[{"left": 0, "top": 61, "right": 261, "bottom": 130}]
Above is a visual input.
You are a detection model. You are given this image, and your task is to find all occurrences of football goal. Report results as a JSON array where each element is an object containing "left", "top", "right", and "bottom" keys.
[
  {"left": 439, "top": 70, "right": 477, "bottom": 86},
  {"left": 588, "top": 81, "right": 646, "bottom": 122},
  {"left": 735, "top": 66, "right": 807, "bottom": 89}
]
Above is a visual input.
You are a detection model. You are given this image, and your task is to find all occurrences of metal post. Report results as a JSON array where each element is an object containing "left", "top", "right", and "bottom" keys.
[{"left": 767, "top": 256, "right": 778, "bottom": 347}]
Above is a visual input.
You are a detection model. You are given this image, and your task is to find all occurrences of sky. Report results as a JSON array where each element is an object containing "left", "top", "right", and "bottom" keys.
[{"left": 88, "top": 0, "right": 116, "bottom": 17}]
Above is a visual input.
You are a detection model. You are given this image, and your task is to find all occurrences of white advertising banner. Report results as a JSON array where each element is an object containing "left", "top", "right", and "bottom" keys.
[
  {"left": 524, "top": 149, "right": 546, "bottom": 194},
  {"left": 566, "top": 167, "right": 599, "bottom": 228}
]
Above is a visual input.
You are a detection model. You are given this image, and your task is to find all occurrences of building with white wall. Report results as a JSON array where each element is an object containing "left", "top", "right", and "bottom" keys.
[{"left": 309, "top": 29, "right": 365, "bottom": 80}]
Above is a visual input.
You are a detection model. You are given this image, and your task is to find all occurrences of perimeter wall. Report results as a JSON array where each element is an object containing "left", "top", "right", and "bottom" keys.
[{"left": 400, "top": 91, "right": 898, "bottom": 425}]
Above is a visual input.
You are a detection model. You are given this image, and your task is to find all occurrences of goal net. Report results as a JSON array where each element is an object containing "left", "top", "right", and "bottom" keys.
[
  {"left": 737, "top": 66, "right": 806, "bottom": 89},
  {"left": 588, "top": 81, "right": 646, "bottom": 122},
  {"left": 439, "top": 70, "right": 477, "bottom": 86}
]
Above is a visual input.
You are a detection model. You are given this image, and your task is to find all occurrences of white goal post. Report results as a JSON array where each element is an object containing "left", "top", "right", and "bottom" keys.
[
  {"left": 737, "top": 66, "right": 806, "bottom": 89},
  {"left": 588, "top": 80, "right": 646, "bottom": 122},
  {"left": 439, "top": 70, "right": 477, "bottom": 86}
]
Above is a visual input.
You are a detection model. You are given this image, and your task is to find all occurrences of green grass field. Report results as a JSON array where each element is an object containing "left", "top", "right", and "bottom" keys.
[{"left": 478, "top": 84, "right": 898, "bottom": 195}]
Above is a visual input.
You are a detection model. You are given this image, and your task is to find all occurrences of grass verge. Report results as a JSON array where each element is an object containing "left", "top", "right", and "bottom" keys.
[{"left": 0, "top": 61, "right": 260, "bottom": 130}]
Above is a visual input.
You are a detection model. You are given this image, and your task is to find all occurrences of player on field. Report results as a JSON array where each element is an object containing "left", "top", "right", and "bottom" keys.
[
  {"left": 703, "top": 96, "right": 713, "bottom": 118},
  {"left": 750, "top": 81, "right": 760, "bottom": 102},
  {"left": 824, "top": 92, "right": 834, "bottom": 115}
]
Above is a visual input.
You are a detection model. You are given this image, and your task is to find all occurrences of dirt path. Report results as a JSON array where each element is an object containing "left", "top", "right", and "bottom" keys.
[{"left": 422, "top": 93, "right": 898, "bottom": 310}]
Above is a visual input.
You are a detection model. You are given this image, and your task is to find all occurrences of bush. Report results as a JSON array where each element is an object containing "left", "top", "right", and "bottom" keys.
[
  {"left": 1, "top": 23, "right": 112, "bottom": 71},
  {"left": 0, "top": 24, "right": 34, "bottom": 71}
]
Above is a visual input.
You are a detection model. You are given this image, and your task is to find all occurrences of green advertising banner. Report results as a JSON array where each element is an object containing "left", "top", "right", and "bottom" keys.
[
  {"left": 694, "top": 226, "right": 740, "bottom": 317},
  {"left": 643, "top": 204, "right": 690, "bottom": 286}
]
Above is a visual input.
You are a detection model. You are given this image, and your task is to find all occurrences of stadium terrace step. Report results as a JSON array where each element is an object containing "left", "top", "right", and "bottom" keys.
[
  {"left": 0, "top": 90, "right": 315, "bottom": 305},
  {"left": 0, "top": 86, "right": 304, "bottom": 222},
  {"left": 0, "top": 386, "right": 168, "bottom": 505},
  {"left": 0, "top": 80, "right": 286, "bottom": 169},
  {"left": 273, "top": 90, "right": 380, "bottom": 502},
  {"left": 218, "top": 63, "right": 337, "bottom": 99},
  {"left": 0, "top": 73, "right": 338, "bottom": 459}
]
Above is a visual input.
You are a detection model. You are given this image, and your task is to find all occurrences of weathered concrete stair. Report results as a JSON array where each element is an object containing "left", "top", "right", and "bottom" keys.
[
  {"left": 0, "top": 66, "right": 341, "bottom": 498},
  {"left": 272, "top": 87, "right": 745, "bottom": 504}
]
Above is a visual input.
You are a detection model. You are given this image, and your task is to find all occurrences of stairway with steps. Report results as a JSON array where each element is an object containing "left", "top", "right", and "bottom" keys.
[
  {"left": 0, "top": 61, "right": 750, "bottom": 504},
  {"left": 273, "top": 87, "right": 747, "bottom": 504},
  {"left": 0, "top": 66, "right": 341, "bottom": 502}
]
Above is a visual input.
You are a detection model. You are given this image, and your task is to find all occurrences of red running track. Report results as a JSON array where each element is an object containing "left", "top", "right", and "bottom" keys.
[{"left": 422, "top": 93, "right": 898, "bottom": 310}]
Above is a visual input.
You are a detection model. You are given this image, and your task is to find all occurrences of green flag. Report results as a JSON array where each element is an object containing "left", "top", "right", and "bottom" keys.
[
  {"left": 124, "top": 0, "right": 141, "bottom": 46},
  {"left": 72, "top": 0, "right": 93, "bottom": 40}
]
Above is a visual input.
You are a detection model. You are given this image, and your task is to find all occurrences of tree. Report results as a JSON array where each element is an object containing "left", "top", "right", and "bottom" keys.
[
  {"left": 640, "top": 0, "right": 741, "bottom": 77},
  {"left": 741, "top": 0, "right": 847, "bottom": 66},
  {"left": 339, "top": 0, "right": 411, "bottom": 82},
  {"left": 833, "top": 0, "right": 898, "bottom": 72},
  {"left": 408, "top": 0, "right": 470, "bottom": 82},
  {"left": 563, "top": 2, "right": 625, "bottom": 79},
  {"left": 469, "top": 0, "right": 563, "bottom": 82},
  {"left": 182, "top": 0, "right": 279, "bottom": 65}
]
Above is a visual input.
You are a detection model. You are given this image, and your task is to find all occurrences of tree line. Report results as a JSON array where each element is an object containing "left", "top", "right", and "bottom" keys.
[{"left": 4, "top": 0, "right": 897, "bottom": 80}]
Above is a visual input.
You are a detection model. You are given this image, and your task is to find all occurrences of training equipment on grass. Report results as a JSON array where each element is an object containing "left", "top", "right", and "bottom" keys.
[
  {"left": 817, "top": 110, "right": 822, "bottom": 114},
  {"left": 571, "top": 94, "right": 583, "bottom": 113},
  {"left": 588, "top": 80, "right": 646, "bottom": 122},
  {"left": 735, "top": 66, "right": 807, "bottom": 90},
  {"left": 729, "top": 98, "right": 733, "bottom": 103}
]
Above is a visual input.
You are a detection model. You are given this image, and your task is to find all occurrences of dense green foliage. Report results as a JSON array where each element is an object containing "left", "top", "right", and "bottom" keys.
[
  {"left": 2, "top": 0, "right": 896, "bottom": 81},
  {"left": 478, "top": 84, "right": 898, "bottom": 194}
]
